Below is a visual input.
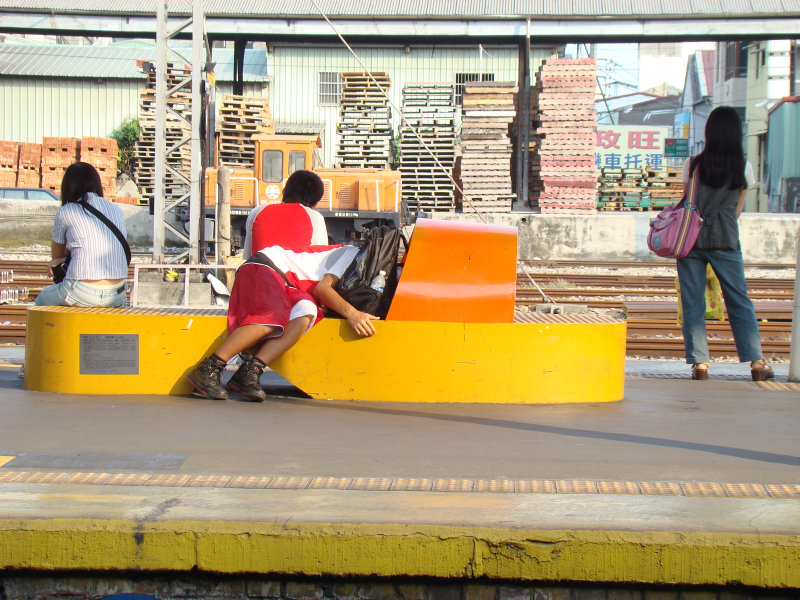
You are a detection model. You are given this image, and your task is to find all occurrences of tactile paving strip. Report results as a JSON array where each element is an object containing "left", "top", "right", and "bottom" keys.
[{"left": 0, "top": 470, "right": 797, "bottom": 498}]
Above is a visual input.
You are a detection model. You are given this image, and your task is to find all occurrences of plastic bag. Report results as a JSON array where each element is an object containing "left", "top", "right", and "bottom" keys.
[{"left": 676, "top": 264, "right": 725, "bottom": 325}]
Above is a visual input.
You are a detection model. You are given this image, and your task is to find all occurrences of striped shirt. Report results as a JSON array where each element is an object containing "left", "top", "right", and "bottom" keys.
[{"left": 52, "top": 192, "right": 128, "bottom": 280}]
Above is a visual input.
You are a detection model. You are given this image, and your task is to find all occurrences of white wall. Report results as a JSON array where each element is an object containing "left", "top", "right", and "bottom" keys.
[{"left": 269, "top": 44, "right": 557, "bottom": 166}]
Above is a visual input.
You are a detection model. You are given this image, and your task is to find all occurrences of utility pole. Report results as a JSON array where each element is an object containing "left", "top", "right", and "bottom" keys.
[{"left": 788, "top": 229, "right": 800, "bottom": 382}]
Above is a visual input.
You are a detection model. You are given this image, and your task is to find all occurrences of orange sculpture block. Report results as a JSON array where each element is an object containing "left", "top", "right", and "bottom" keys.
[{"left": 386, "top": 218, "right": 517, "bottom": 323}]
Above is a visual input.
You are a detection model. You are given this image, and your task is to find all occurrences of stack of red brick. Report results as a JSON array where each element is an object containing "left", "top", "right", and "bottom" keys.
[
  {"left": 41, "top": 137, "right": 80, "bottom": 194},
  {"left": 529, "top": 58, "right": 599, "bottom": 213},
  {"left": 0, "top": 141, "right": 18, "bottom": 186},
  {"left": 0, "top": 136, "right": 120, "bottom": 199},
  {"left": 17, "top": 143, "right": 42, "bottom": 187},
  {"left": 80, "top": 137, "right": 118, "bottom": 197}
]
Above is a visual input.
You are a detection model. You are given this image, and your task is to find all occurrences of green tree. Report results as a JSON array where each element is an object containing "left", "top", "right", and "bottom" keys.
[{"left": 110, "top": 118, "right": 141, "bottom": 178}]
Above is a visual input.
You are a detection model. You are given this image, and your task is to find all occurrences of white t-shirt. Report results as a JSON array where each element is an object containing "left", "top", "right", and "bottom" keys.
[
  {"left": 52, "top": 193, "right": 128, "bottom": 280},
  {"left": 681, "top": 158, "right": 755, "bottom": 188}
]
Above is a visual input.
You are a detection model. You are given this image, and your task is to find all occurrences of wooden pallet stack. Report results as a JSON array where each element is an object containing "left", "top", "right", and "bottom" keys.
[
  {"left": 133, "top": 62, "right": 193, "bottom": 204},
  {"left": 217, "top": 94, "right": 275, "bottom": 167},
  {"left": 16, "top": 142, "right": 42, "bottom": 188},
  {"left": 646, "top": 166, "right": 684, "bottom": 209},
  {"left": 459, "top": 80, "right": 517, "bottom": 213},
  {"left": 41, "top": 137, "right": 80, "bottom": 194},
  {"left": 336, "top": 72, "right": 393, "bottom": 169},
  {"left": 81, "top": 137, "right": 118, "bottom": 197},
  {"left": 0, "top": 141, "right": 18, "bottom": 187},
  {"left": 529, "top": 58, "right": 598, "bottom": 213},
  {"left": 398, "top": 83, "right": 457, "bottom": 213},
  {"left": 597, "top": 168, "right": 648, "bottom": 210}
]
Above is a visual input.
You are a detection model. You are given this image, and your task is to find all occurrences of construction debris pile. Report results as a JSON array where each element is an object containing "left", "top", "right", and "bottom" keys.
[
  {"left": 529, "top": 58, "right": 599, "bottom": 213},
  {"left": 398, "top": 83, "right": 457, "bottom": 213},
  {"left": 458, "top": 80, "right": 518, "bottom": 213},
  {"left": 336, "top": 72, "right": 393, "bottom": 169}
]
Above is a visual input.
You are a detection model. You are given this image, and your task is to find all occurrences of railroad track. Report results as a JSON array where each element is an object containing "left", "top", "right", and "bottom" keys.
[{"left": 1, "top": 259, "right": 795, "bottom": 358}]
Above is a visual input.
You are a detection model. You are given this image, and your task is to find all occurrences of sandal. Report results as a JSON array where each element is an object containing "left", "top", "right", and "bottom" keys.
[
  {"left": 691, "top": 363, "right": 709, "bottom": 380},
  {"left": 751, "top": 360, "right": 775, "bottom": 382}
]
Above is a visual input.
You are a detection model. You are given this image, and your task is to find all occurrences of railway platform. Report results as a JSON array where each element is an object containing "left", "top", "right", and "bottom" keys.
[{"left": 0, "top": 344, "right": 798, "bottom": 596}]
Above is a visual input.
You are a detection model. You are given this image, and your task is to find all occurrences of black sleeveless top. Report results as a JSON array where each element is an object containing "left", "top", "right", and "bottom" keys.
[{"left": 694, "top": 176, "right": 742, "bottom": 250}]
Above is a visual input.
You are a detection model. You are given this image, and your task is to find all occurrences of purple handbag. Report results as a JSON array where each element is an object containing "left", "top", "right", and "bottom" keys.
[{"left": 647, "top": 171, "right": 702, "bottom": 259}]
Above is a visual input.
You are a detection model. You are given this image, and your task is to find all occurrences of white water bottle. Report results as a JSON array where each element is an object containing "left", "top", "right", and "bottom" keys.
[{"left": 370, "top": 270, "right": 387, "bottom": 293}]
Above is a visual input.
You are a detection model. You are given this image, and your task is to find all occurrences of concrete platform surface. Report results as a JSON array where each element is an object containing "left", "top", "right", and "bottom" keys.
[{"left": 0, "top": 346, "right": 799, "bottom": 588}]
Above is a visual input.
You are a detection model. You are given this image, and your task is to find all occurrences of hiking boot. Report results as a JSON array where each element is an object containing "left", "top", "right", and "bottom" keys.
[
  {"left": 187, "top": 354, "right": 228, "bottom": 400},
  {"left": 226, "top": 356, "right": 267, "bottom": 402}
]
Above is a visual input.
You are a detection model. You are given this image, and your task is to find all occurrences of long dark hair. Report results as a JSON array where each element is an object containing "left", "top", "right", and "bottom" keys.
[
  {"left": 60, "top": 161, "right": 104, "bottom": 205},
  {"left": 689, "top": 106, "right": 747, "bottom": 190}
]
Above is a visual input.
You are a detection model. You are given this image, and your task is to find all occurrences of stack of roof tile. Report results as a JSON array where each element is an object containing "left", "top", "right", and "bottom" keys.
[
  {"left": 217, "top": 94, "right": 275, "bottom": 167},
  {"left": 336, "top": 72, "right": 393, "bottom": 169},
  {"left": 133, "top": 61, "right": 193, "bottom": 205},
  {"left": 459, "top": 80, "right": 517, "bottom": 213},
  {"left": 399, "top": 83, "right": 457, "bottom": 213},
  {"left": 529, "top": 58, "right": 598, "bottom": 213}
]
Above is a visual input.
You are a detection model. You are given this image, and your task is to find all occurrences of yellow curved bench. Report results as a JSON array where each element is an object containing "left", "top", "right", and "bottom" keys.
[{"left": 24, "top": 220, "right": 626, "bottom": 403}]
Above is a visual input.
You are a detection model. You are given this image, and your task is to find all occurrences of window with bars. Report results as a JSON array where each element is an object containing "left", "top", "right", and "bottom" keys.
[
  {"left": 455, "top": 73, "right": 495, "bottom": 105},
  {"left": 319, "top": 71, "right": 343, "bottom": 106}
]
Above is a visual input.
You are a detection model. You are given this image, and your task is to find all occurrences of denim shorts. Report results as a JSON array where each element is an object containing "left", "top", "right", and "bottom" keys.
[{"left": 34, "top": 279, "right": 127, "bottom": 308}]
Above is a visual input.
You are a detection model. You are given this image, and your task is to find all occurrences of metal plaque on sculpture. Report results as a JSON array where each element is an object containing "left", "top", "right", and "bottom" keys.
[{"left": 79, "top": 334, "right": 139, "bottom": 375}]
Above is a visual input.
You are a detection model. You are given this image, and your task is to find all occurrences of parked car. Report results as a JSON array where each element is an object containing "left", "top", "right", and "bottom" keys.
[{"left": 0, "top": 187, "right": 60, "bottom": 201}]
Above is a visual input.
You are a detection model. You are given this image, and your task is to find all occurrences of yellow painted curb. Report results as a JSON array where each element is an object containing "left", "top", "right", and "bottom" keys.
[{"left": 1, "top": 519, "right": 798, "bottom": 588}]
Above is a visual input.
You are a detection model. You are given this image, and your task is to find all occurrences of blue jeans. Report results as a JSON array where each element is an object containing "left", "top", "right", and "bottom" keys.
[
  {"left": 676, "top": 248, "right": 762, "bottom": 365},
  {"left": 35, "top": 279, "right": 127, "bottom": 308}
]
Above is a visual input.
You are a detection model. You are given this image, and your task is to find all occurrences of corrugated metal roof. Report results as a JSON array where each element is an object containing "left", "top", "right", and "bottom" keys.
[
  {"left": 1, "top": 0, "right": 799, "bottom": 16},
  {"left": 0, "top": 44, "right": 269, "bottom": 81}
]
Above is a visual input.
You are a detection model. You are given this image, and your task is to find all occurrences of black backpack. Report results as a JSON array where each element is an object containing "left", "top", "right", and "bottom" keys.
[{"left": 334, "top": 225, "right": 406, "bottom": 318}]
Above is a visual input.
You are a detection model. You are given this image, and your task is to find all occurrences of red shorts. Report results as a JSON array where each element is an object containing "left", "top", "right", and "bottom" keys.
[{"left": 227, "top": 263, "right": 321, "bottom": 337}]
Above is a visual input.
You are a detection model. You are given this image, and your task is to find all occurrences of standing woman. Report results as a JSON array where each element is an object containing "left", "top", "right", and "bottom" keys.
[
  {"left": 677, "top": 106, "right": 773, "bottom": 381},
  {"left": 35, "top": 162, "right": 129, "bottom": 308}
]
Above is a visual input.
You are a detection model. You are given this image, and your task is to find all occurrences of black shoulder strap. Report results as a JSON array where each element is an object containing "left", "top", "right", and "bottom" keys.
[
  {"left": 79, "top": 198, "right": 132, "bottom": 265},
  {"left": 245, "top": 252, "right": 296, "bottom": 289}
]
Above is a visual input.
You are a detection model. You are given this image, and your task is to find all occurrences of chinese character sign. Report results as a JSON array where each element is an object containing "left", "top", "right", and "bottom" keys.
[{"left": 595, "top": 125, "right": 669, "bottom": 170}]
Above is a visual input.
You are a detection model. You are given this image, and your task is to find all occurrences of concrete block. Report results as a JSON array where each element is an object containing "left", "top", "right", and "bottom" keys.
[
  {"left": 644, "top": 592, "right": 679, "bottom": 600},
  {"left": 135, "top": 274, "right": 215, "bottom": 307},
  {"left": 607, "top": 590, "right": 644, "bottom": 600},
  {"left": 498, "top": 585, "right": 532, "bottom": 600},
  {"left": 284, "top": 581, "right": 322, "bottom": 599},
  {"left": 533, "top": 303, "right": 588, "bottom": 314},
  {"left": 532, "top": 588, "right": 573, "bottom": 600},
  {"left": 245, "top": 580, "right": 282, "bottom": 599},
  {"left": 573, "top": 590, "right": 606, "bottom": 600},
  {"left": 464, "top": 583, "right": 499, "bottom": 600}
]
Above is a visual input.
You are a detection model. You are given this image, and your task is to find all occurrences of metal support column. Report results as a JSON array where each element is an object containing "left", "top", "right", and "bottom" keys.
[
  {"left": 514, "top": 19, "right": 531, "bottom": 211},
  {"left": 153, "top": 0, "right": 207, "bottom": 264}
]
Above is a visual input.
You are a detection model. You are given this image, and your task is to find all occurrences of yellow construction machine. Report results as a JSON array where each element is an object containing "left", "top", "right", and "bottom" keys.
[{"left": 203, "top": 133, "right": 402, "bottom": 247}]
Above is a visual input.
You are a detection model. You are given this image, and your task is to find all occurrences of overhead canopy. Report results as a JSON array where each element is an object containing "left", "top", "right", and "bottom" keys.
[{"left": 1, "top": 0, "right": 799, "bottom": 41}]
